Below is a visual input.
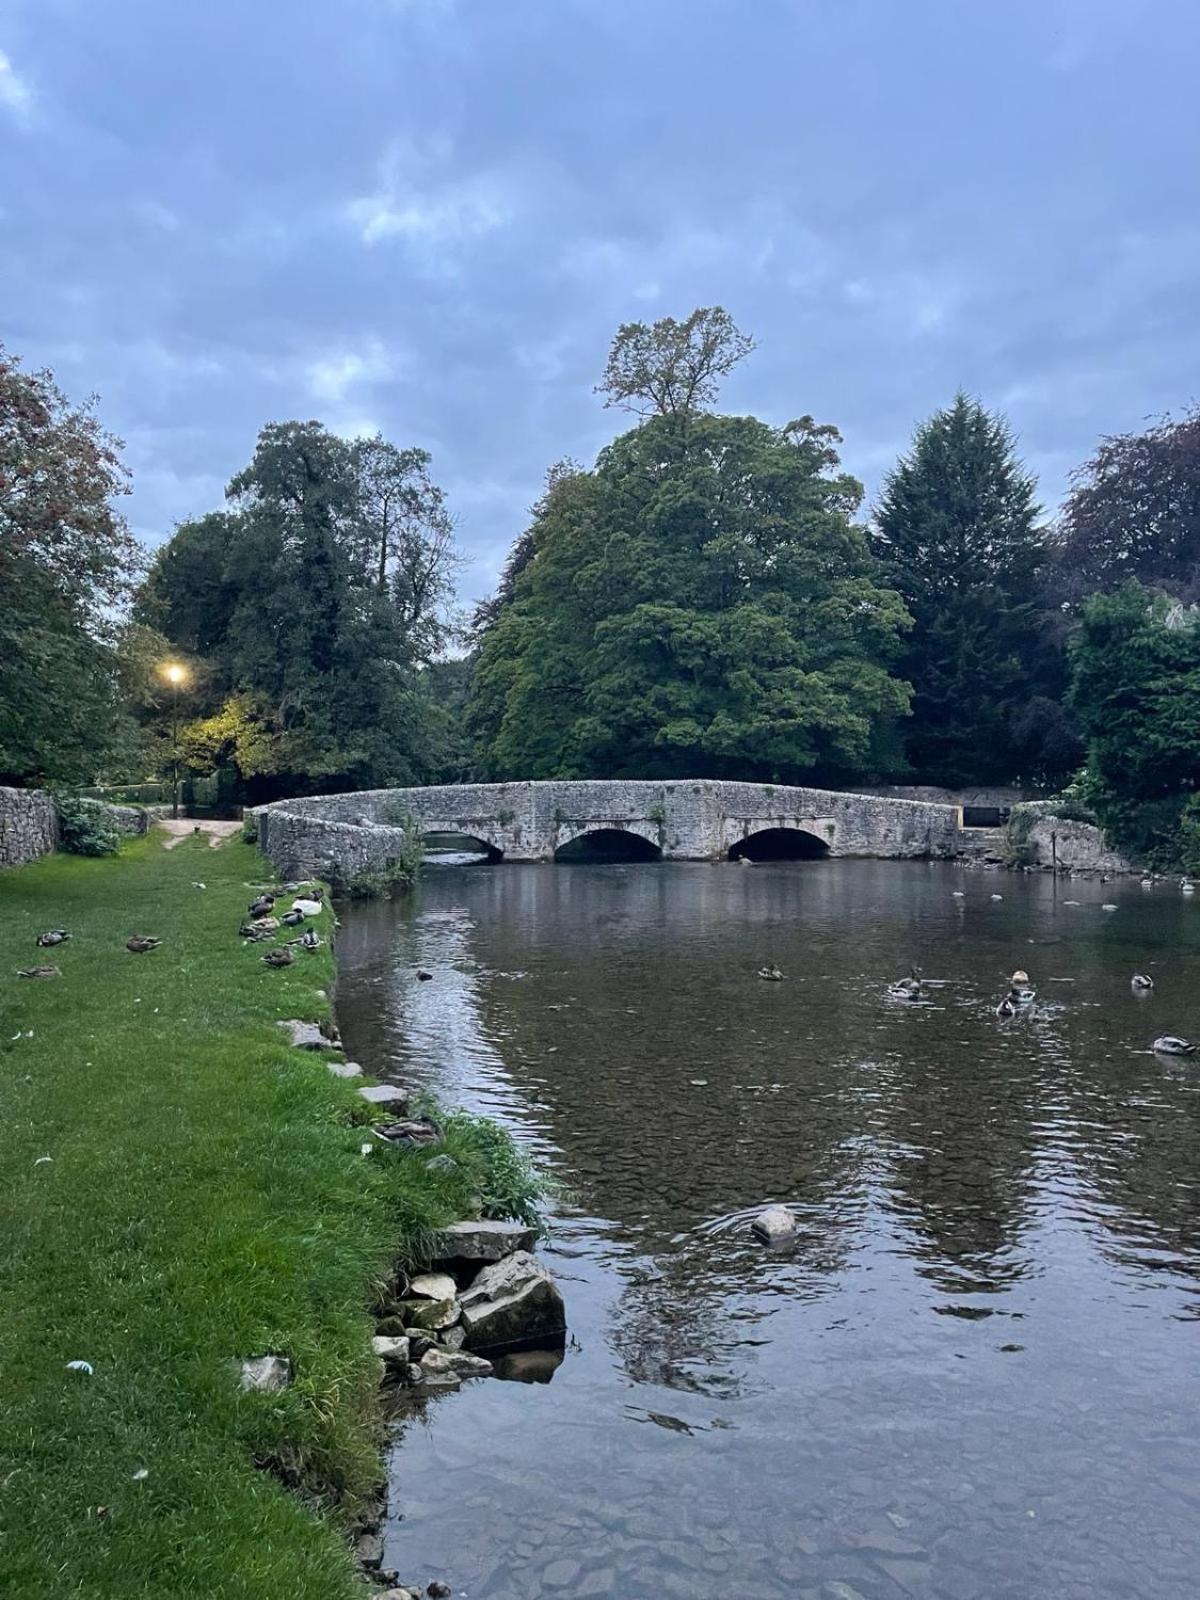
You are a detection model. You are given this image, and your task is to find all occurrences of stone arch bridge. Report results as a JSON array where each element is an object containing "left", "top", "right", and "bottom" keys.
[{"left": 253, "top": 779, "right": 981, "bottom": 882}]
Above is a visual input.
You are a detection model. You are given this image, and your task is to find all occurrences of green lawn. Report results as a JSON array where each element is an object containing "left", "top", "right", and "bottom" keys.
[{"left": 0, "top": 833, "right": 526, "bottom": 1598}]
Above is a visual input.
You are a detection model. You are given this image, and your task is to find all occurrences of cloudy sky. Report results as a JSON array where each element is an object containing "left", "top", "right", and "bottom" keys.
[{"left": 3, "top": 0, "right": 1199, "bottom": 607}]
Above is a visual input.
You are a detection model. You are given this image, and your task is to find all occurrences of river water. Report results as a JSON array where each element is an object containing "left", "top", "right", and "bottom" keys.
[{"left": 334, "top": 859, "right": 1200, "bottom": 1600}]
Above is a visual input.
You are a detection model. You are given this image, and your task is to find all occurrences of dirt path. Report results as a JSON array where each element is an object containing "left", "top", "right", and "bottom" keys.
[{"left": 156, "top": 818, "right": 242, "bottom": 850}]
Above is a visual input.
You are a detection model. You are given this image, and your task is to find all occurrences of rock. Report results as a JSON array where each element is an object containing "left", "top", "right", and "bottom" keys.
[
  {"left": 371, "top": 1336, "right": 411, "bottom": 1369},
  {"left": 403, "top": 1329, "right": 436, "bottom": 1359},
  {"left": 491, "top": 1342, "right": 565, "bottom": 1383},
  {"left": 542, "top": 1559, "right": 582, "bottom": 1590},
  {"left": 413, "top": 1364, "right": 461, "bottom": 1392},
  {"left": 427, "top": 1584, "right": 453, "bottom": 1599},
  {"left": 356, "top": 1531, "right": 384, "bottom": 1569},
  {"left": 238, "top": 1355, "right": 292, "bottom": 1392},
  {"left": 396, "top": 1297, "right": 459, "bottom": 1331},
  {"left": 424, "top": 1153, "right": 459, "bottom": 1175},
  {"left": 439, "top": 1325, "right": 466, "bottom": 1352},
  {"left": 358, "top": 1084, "right": 410, "bottom": 1114},
  {"left": 405, "top": 1363, "right": 425, "bottom": 1385},
  {"left": 459, "top": 1251, "right": 566, "bottom": 1352},
  {"left": 277, "top": 1019, "right": 338, "bottom": 1051},
  {"left": 327, "top": 1060, "right": 363, "bottom": 1078},
  {"left": 409, "top": 1271, "right": 457, "bottom": 1302},
  {"left": 420, "top": 1347, "right": 493, "bottom": 1379},
  {"left": 750, "top": 1205, "right": 796, "bottom": 1244},
  {"left": 432, "top": 1219, "right": 535, "bottom": 1263}
]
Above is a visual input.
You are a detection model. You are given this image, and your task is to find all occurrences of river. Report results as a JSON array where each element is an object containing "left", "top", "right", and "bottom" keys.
[{"left": 334, "top": 858, "right": 1200, "bottom": 1600}]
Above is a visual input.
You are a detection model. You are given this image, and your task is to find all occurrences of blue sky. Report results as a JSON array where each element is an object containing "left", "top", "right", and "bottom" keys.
[{"left": 3, "top": 0, "right": 1199, "bottom": 609}]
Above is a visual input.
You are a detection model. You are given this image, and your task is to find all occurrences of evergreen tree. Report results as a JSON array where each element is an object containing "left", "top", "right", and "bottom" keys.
[{"left": 872, "top": 394, "right": 1050, "bottom": 787}]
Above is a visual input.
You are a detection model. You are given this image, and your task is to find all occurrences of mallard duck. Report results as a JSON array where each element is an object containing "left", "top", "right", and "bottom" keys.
[
  {"left": 261, "top": 947, "right": 294, "bottom": 969},
  {"left": 280, "top": 908, "right": 305, "bottom": 927},
  {"left": 1131, "top": 973, "right": 1155, "bottom": 991},
  {"left": 757, "top": 964, "right": 784, "bottom": 981},
  {"left": 247, "top": 895, "right": 275, "bottom": 918},
  {"left": 35, "top": 929, "right": 69, "bottom": 948},
  {"left": 887, "top": 968, "right": 923, "bottom": 1001},
  {"left": 416, "top": 969, "right": 434, "bottom": 981},
  {"left": 1007, "top": 969, "right": 1036, "bottom": 1004},
  {"left": 996, "top": 993, "right": 1018, "bottom": 1019},
  {"left": 1153, "top": 1034, "right": 1195, "bottom": 1055},
  {"left": 125, "top": 935, "right": 161, "bottom": 954},
  {"left": 244, "top": 915, "right": 279, "bottom": 935},
  {"left": 17, "top": 965, "right": 61, "bottom": 979},
  {"left": 300, "top": 928, "right": 322, "bottom": 951},
  {"left": 377, "top": 1115, "right": 443, "bottom": 1147}
]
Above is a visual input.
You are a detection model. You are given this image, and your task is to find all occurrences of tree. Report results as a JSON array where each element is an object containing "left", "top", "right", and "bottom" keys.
[
  {"left": 596, "top": 307, "right": 754, "bottom": 419},
  {"left": 140, "top": 420, "right": 460, "bottom": 799},
  {"left": 468, "top": 409, "right": 912, "bottom": 784},
  {"left": 1068, "top": 583, "right": 1200, "bottom": 868},
  {"left": 0, "top": 345, "right": 140, "bottom": 784},
  {"left": 871, "top": 394, "right": 1055, "bottom": 787},
  {"left": 1052, "top": 409, "right": 1200, "bottom": 604}
]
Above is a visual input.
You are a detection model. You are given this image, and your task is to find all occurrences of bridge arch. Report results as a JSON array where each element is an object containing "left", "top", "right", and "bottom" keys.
[
  {"left": 728, "top": 825, "right": 830, "bottom": 862},
  {"left": 554, "top": 825, "right": 663, "bottom": 864},
  {"left": 421, "top": 829, "right": 504, "bottom": 864}
]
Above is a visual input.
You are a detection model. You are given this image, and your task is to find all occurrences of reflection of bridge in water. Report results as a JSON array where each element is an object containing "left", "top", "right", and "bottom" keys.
[{"left": 255, "top": 778, "right": 981, "bottom": 879}]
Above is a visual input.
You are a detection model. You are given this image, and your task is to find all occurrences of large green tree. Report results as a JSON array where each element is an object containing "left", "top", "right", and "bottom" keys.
[
  {"left": 871, "top": 394, "right": 1056, "bottom": 787},
  {"left": 1068, "top": 582, "right": 1200, "bottom": 868},
  {"left": 470, "top": 375, "right": 912, "bottom": 783},
  {"left": 0, "top": 346, "right": 141, "bottom": 785},
  {"left": 139, "top": 421, "right": 459, "bottom": 799}
]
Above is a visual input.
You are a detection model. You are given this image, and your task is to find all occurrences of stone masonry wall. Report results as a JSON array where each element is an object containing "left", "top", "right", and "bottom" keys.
[
  {"left": 0, "top": 786, "right": 58, "bottom": 867},
  {"left": 254, "top": 779, "right": 966, "bottom": 879}
]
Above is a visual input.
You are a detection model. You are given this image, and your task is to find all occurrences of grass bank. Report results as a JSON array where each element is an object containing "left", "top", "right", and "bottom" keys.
[{"left": 0, "top": 832, "right": 537, "bottom": 1598}]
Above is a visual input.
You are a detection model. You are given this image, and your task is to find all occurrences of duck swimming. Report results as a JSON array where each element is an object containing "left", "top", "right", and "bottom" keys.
[
  {"left": 35, "top": 929, "right": 69, "bottom": 948},
  {"left": 1131, "top": 973, "right": 1155, "bottom": 991},
  {"left": 757, "top": 964, "right": 784, "bottom": 981},
  {"left": 887, "top": 968, "right": 923, "bottom": 1001},
  {"left": 1152, "top": 1035, "right": 1195, "bottom": 1055}
]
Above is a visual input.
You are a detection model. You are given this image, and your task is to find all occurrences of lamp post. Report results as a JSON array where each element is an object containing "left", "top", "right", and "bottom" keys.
[{"left": 160, "top": 662, "right": 188, "bottom": 819}]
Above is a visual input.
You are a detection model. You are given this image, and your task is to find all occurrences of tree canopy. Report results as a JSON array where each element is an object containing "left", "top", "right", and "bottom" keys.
[
  {"left": 139, "top": 421, "right": 460, "bottom": 799},
  {"left": 0, "top": 346, "right": 141, "bottom": 785},
  {"left": 596, "top": 307, "right": 754, "bottom": 420},
  {"left": 469, "top": 409, "right": 912, "bottom": 783},
  {"left": 871, "top": 394, "right": 1064, "bottom": 786}
]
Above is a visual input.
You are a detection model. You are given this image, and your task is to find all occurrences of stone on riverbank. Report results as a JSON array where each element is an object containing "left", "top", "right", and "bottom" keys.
[
  {"left": 751, "top": 1205, "right": 796, "bottom": 1244},
  {"left": 371, "top": 1335, "right": 411, "bottom": 1369},
  {"left": 459, "top": 1251, "right": 566, "bottom": 1351},
  {"left": 397, "top": 1296, "right": 459, "bottom": 1331},
  {"left": 327, "top": 1060, "right": 363, "bottom": 1079},
  {"left": 277, "top": 1018, "right": 338, "bottom": 1051},
  {"left": 409, "top": 1271, "right": 457, "bottom": 1302},
  {"left": 238, "top": 1355, "right": 293, "bottom": 1392},
  {"left": 358, "top": 1084, "right": 410, "bottom": 1114},
  {"left": 420, "top": 1347, "right": 493, "bottom": 1379},
  {"left": 432, "top": 1219, "right": 535, "bottom": 1262}
]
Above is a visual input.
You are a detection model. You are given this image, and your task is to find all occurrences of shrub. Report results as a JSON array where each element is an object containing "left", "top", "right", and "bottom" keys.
[
  {"left": 344, "top": 813, "right": 423, "bottom": 898},
  {"left": 1179, "top": 795, "right": 1200, "bottom": 875},
  {"left": 56, "top": 795, "right": 121, "bottom": 857},
  {"left": 240, "top": 812, "right": 259, "bottom": 844}
]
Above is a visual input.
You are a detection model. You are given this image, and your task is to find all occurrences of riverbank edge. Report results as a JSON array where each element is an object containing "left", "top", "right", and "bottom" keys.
[{"left": 0, "top": 833, "right": 543, "bottom": 1598}]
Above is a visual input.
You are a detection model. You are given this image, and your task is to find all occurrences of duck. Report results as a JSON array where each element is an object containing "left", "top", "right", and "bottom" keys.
[
  {"left": 1152, "top": 1035, "right": 1195, "bottom": 1055},
  {"left": 238, "top": 922, "right": 274, "bottom": 942},
  {"left": 280, "top": 908, "right": 305, "bottom": 928},
  {"left": 17, "top": 965, "right": 61, "bottom": 979},
  {"left": 887, "top": 968, "right": 923, "bottom": 1001},
  {"left": 35, "top": 929, "right": 70, "bottom": 948},
  {"left": 1131, "top": 973, "right": 1155, "bottom": 991},
  {"left": 1140, "top": 877, "right": 1154, "bottom": 890},
  {"left": 125, "top": 935, "right": 161, "bottom": 954},
  {"left": 757, "top": 964, "right": 784, "bottom": 982},
  {"left": 243, "top": 915, "right": 279, "bottom": 935},
  {"left": 1007, "top": 969, "right": 1036, "bottom": 1004},
  {"left": 1182, "top": 880, "right": 1196, "bottom": 896},
  {"left": 416, "top": 969, "right": 434, "bottom": 982},
  {"left": 377, "top": 1115, "right": 443, "bottom": 1147},
  {"left": 300, "top": 928, "right": 323, "bottom": 951},
  {"left": 247, "top": 895, "right": 275, "bottom": 918},
  {"left": 261, "top": 947, "right": 294, "bottom": 969}
]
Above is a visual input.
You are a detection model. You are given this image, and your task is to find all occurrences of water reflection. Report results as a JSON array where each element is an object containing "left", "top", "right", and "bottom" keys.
[{"left": 336, "top": 862, "right": 1200, "bottom": 1600}]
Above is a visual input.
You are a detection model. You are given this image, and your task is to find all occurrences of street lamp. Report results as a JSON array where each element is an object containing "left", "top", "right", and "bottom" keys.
[{"left": 160, "top": 662, "right": 188, "bottom": 819}]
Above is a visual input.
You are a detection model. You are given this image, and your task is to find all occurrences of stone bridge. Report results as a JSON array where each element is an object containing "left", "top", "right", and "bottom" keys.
[{"left": 253, "top": 779, "right": 980, "bottom": 882}]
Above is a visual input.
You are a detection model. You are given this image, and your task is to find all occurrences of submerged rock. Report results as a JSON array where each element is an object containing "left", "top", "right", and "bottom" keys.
[
  {"left": 751, "top": 1205, "right": 796, "bottom": 1244},
  {"left": 420, "top": 1347, "right": 492, "bottom": 1379},
  {"left": 432, "top": 1219, "right": 535, "bottom": 1263},
  {"left": 459, "top": 1251, "right": 566, "bottom": 1351}
]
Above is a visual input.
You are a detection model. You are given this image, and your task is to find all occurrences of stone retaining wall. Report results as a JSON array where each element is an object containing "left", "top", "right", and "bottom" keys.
[
  {"left": 254, "top": 778, "right": 967, "bottom": 879},
  {"left": 0, "top": 786, "right": 58, "bottom": 867},
  {"left": 1026, "top": 813, "right": 1133, "bottom": 875}
]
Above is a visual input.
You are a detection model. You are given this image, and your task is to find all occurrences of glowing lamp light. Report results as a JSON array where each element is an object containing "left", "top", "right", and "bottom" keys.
[{"left": 161, "top": 662, "right": 187, "bottom": 686}]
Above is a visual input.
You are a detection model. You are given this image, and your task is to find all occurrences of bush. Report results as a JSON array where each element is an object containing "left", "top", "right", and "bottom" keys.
[
  {"left": 1179, "top": 795, "right": 1200, "bottom": 875},
  {"left": 344, "top": 814, "right": 423, "bottom": 898},
  {"left": 240, "top": 812, "right": 259, "bottom": 844},
  {"left": 55, "top": 795, "right": 121, "bottom": 857}
]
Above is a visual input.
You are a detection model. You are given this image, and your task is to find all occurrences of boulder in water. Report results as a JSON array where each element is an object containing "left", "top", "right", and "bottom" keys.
[
  {"left": 751, "top": 1205, "right": 796, "bottom": 1244},
  {"left": 459, "top": 1251, "right": 566, "bottom": 1351}
]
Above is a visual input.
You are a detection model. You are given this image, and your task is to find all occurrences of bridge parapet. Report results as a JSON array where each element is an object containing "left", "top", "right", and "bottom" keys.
[{"left": 253, "top": 779, "right": 965, "bottom": 881}]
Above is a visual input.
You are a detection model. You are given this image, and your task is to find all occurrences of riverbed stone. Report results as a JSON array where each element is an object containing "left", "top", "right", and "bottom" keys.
[
  {"left": 439, "top": 1325, "right": 466, "bottom": 1352},
  {"left": 327, "top": 1060, "right": 363, "bottom": 1079},
  {"left": 751, "top": 1205, "right": 796, "bottom": 1244},
  {"left": 459, "top": 1251, "right": 566, "bottom": 1351},
  {"left": 358, "top": 1083, "right": 410, "bottom": 1113},
  {"left": 409, "top": 1271, "right": 457, "bottom": 1302},
  {"left": 238, "top": 1355, "right": 292, "bottom": 1392},
  {"left": 397, "top": 1296, "right": 459, "bottom": 1330},
  {"left": 371, "top": 1335, "right": 411, "bottom": 1369},
  {"left": 432, "top": 1219, "right": 536, "bottom": 1262},
  {"left": 420, "top": 1347, "right": 493, "bottom": 1379}
]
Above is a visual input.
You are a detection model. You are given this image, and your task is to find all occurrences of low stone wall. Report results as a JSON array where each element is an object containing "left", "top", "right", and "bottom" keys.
[
  {"left": 254, "top": 778, "right": 967, "bottom": 879},
  {"left": 0, "top": 786, "right": 58, "bottom": 867},
  {"left": 1026, "top": 813, "right": 1133, "bottom": 875},
  {"left": 80, "top": 799, "right": 150, "bottom": 838}
]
